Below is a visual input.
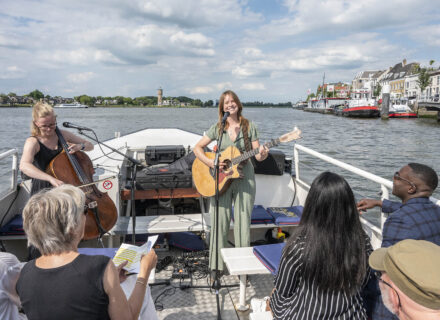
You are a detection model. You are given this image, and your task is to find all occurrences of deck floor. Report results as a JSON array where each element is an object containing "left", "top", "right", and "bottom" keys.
[{"left": 151, "top": 250, "right": 274, "bottom": 320}]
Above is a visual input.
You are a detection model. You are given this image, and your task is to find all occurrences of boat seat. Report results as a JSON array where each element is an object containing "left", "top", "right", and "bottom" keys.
[
  {"left": 231, "top": 205, "right": 275, "bottom": 225},
  {"left": 252, "top": 243, "right": 285, "bottom": 275},
  {"left": 0, "top": 215, "right": 26, "bottom": 240},
  {"left": 266, "top": 206, "right": 303, "bottom": 226}
]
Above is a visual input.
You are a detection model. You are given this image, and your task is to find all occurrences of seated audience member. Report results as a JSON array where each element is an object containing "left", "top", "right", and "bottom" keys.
[
  {"left": 369, "top": 239, "right": 440, "bottom": 320},
  {"left": 270, "top": 172, "right": 372, "bottom": 319},
  {"left": 357, "top": 163, "right": 440, "bottom": 320},
  {"left": 16, "top": 185, "right": 158, "bottom": 320},
  {"left": 0, "top": 252, "right": 26, "bottom": 320}
]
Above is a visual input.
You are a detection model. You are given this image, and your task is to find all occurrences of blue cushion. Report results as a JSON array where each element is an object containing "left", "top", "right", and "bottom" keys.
[
  {"left": 231, "top": 205, "right": 274, "bottom": 225},
  {"left": 168, "top": 232, "right": 205, "bottom": 251},
  {"left": 78, "top": 248, "right": 118, "bottom": 258},
  {"left": 267, "top": 206, "right": 303, "bottom": 226},
  {"left": 0, "top": 215, "right": 25, "bottom": 235},
  {"left": 253, "top": 242, "right": 285, "bottom": 275}
]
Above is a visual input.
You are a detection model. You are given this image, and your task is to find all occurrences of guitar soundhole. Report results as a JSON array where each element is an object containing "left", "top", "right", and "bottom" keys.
[
  {"left": 209, "top": 159, "right": 232, "bottom": 177},
  {"left": 223, "top": 159, "right": 232, "bottom": 171}
]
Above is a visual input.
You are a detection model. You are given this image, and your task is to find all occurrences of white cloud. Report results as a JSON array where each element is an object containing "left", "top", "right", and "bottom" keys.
[
  {"left": 188, "top": 86, "right": 214, "bottom": 94},
  {"left": 251, "top": 0, "right": 435, "bottom": 42},
  {"left": 188, "top": 82, "right": 233, "bottom": 95},
  {"left": 407, "top": 24, "right": 440, "bottom": 47},
  {"left": 67, "top": 72, "right": 96, "bottom": 83},
  {"left": 0, "top": 66, "right": 26, "bottom": 79},
  {"left": 126, "top": 0, "right": 261, "bottom": 28},
  {"left": 241, "top": 82, "right": 265, "bottom": 90}
]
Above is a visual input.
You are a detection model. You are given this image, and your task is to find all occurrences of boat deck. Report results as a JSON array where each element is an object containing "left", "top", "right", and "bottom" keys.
[{"left": 151, "top": 249, "right": 274, "bottom": 320}]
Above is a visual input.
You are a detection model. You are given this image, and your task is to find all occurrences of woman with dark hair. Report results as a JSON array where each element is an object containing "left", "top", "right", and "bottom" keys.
[
  {"left": 193, "top": 90, "right": 268, "bottom": 273},
  {"left": 270, "top": 171, "right": 372, "bottom": 319}
]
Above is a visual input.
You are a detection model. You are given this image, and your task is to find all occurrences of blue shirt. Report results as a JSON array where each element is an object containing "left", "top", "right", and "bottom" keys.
[{"left": 373, "top": 197, "right": 440, "bottom": 320}]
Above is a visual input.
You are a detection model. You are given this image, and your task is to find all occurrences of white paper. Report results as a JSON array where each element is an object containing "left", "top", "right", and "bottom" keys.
[{"left": 113, "top": 235, "right": 158, "bottom": 273}]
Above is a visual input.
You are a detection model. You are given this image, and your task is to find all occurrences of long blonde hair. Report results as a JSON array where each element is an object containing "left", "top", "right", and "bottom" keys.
[{"left": 31, "top": 102, "right": 56, "bottom": 136}]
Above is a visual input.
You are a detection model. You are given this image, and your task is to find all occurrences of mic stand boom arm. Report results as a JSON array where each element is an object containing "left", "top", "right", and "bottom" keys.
[{"left": 76, "top": 130, "right": 145, "bottom": 244}]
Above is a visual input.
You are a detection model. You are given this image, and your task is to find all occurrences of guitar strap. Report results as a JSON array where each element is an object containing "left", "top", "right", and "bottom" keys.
[
  {"left": 242, "top": 120, "right": 251, "bottom": 153},
  {"left": 242, "top": 120, "right": 257, "bottom": 167}
]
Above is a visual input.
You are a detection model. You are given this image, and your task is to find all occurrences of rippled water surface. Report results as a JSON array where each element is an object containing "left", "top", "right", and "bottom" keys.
[{"left": 1, "top": 107, "right": 439, "bottom": 216}]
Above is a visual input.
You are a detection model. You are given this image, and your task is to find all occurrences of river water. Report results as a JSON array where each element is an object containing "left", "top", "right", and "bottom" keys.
[{"left": 1, "top": 107, "right": 439, "bottom": 220}]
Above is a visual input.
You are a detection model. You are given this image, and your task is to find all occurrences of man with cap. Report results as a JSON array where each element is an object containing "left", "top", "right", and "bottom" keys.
[
  {"left": 357, "top": 163, "right": 440, "bottom": 319},
  {"left": 369, "top": 239, "right": 440, "bottom": 319}
]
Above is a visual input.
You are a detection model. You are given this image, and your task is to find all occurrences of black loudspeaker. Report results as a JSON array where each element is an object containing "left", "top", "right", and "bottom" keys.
[{"left": 253, "top": 150, "right": 286, "bottom": 175}]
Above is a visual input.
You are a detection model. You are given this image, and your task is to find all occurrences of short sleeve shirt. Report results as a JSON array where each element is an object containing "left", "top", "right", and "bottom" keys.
[{"left": 205, "top": 121, "right": 259, "bottom": 153}]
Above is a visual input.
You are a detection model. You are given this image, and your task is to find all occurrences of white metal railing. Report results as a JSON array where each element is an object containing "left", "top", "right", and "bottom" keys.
[
  {"left": 0, "top": 148, "right": 19, "bottom": 193},
  {"left": 294, "top": 144, "right": 391, "bottom": 233}
]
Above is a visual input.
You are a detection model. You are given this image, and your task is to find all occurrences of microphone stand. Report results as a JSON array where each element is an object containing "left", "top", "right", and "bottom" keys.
[
  {"left": 76, "top": 130, "right": 144, "bottom": 245},
  {"left": 212, "top": 119, "right": 225, "bottom": 319},
  {"left": 179, "top": 115, "right": 239, "bottom": 319}
]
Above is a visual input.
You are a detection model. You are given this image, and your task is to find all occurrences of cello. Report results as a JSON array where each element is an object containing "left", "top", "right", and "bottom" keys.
[{"left": 46, "top": 127, "right": 118, "bottom": 240}]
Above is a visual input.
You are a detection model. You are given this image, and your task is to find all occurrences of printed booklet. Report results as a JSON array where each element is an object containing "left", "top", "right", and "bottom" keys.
[{"left": 113, "top": 235, "right": 158, "bottom": 274}]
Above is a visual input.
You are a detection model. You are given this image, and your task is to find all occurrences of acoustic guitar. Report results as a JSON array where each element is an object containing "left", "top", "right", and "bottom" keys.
[{"left": 192, "top": 127, "right": 301, "bottom": 197}]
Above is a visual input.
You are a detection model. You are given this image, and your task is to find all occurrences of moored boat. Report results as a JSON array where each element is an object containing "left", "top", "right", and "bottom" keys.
[
  {"left": 342, "top": 100, "right": 380, "bottom": 118},
  {"left": 388, "top": 99, "right": 417, "bottom": 118},
  {"left": 54, "top": 102, "right": 88, "bottom": 108}
]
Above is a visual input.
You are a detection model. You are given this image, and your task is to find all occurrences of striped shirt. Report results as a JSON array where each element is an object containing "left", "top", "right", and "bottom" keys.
[{"left": 270, "top": 236, "right": 372, "bottom": 319}]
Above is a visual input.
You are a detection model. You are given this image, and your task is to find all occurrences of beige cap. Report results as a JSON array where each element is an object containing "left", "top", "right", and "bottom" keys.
[{"left": 369, "top": 239, "right": 440, "bottom": 310}]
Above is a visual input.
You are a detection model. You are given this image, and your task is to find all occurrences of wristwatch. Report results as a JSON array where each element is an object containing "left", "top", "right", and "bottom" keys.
[{"left": 80, "top": 142, "right": 85, "bottom": 151}]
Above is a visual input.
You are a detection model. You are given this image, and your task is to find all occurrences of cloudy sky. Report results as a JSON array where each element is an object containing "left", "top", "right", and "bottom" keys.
[{"left": 1, "top": 0, "right": 439, "bottom": 102}]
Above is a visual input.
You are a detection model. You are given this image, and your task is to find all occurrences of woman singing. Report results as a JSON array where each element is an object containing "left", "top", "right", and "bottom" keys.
[
  {"left": 193, "top": 90, "right": 268, "bottom": 273},
  {"left": 19, "top": 101, "right": 93, "bottom": 195},
  {"left": 270, "top": 172, "right": 373, "bottom": 319}
]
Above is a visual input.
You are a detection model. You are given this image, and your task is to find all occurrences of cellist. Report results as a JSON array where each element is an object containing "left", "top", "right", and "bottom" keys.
[
  {"left": 20, "top": 101, "right": 93, "bottom": 195},
  {"left": 19, "top": 101, "right": 93, "bottom": 259}
]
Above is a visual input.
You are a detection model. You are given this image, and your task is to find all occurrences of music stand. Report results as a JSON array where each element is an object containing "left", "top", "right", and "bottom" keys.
[{"left": 75, "top": 130, "right": 144, "bottom": 244}]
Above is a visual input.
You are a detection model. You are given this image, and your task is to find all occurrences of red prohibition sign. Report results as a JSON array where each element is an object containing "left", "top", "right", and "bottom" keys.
[{"left": 102, "top": 180, "right": 113, "bottom": 190}]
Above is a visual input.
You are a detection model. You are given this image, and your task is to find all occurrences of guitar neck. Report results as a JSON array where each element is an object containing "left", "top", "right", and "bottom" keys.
[{"left": 231, "top": 138, "right": 280, "bottom": 165}]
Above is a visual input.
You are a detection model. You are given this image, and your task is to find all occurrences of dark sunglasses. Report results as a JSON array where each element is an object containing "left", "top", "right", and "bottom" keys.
[
  {"left": 374, "top": 271, "right": 401, "bottom": 308},
  {"left": 393, "top": 171, "right": 416, "bottom": 189}
]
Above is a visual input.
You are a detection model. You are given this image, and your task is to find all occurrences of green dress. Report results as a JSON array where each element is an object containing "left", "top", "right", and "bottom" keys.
[{"left": 205, "top": 121, "right": 259, "bottom": 271}]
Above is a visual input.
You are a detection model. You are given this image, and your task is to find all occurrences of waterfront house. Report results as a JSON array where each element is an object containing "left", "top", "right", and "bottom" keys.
[{"left": 380, "top": 59, "right": 419, "bottom": 99}]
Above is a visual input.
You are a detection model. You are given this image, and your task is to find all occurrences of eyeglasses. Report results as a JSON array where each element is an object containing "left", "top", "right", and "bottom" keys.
[
  {"left": 374, "top": 271, "right": 401, "bottom": 309},
  {"left": 35, "top": 122, "right": 57, "bottom": 129},
  {"left": 393, "top": 171, "right": 416, "bottom": 189}
]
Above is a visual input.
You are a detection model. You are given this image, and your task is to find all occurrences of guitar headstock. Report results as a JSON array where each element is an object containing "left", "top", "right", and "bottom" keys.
[{"left": 279, "top": 127, "right": 302, "bottom": 143}]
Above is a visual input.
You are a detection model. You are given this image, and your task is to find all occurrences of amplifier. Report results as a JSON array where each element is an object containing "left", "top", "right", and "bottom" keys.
[
  {"left": 145, "top": 145, "right": 186, "bottom": 165},
  {"left": 253, "top": 150, "right": 286, "bottom": 175}
]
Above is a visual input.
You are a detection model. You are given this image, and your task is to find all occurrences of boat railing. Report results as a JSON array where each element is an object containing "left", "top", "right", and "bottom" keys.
[
  {"left": 0, "top": 148, "right": 19, "bottom": 196},
  {"left": 293, "top": 143, "right": 440, "bottom": 238}
]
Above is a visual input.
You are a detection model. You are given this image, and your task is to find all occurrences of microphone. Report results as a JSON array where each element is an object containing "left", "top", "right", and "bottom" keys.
[
  {"left": 62, "top": 122, "right": 92, "bottom": 131},
  {"left": 221, "top": 111, "right": 230, "bottom": 124}
]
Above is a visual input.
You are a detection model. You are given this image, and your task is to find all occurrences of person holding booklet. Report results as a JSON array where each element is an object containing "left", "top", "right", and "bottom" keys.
[{"left": 16, "top": 185, "right": 158, "bottom": 320}]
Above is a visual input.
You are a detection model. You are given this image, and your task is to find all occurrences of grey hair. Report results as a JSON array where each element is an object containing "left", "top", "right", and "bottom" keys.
[{"left": 22, "top": 185, "right": 85, "bottom": 255}]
